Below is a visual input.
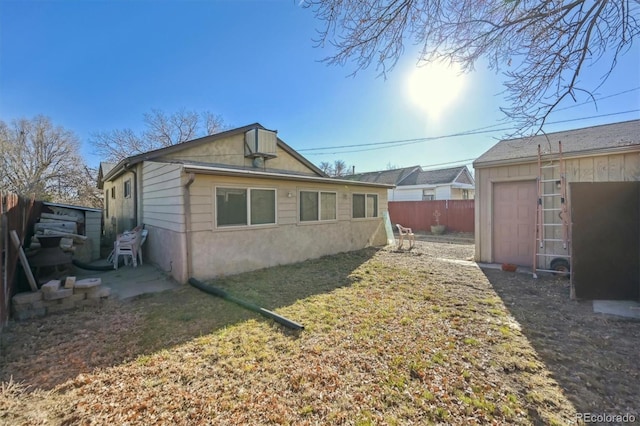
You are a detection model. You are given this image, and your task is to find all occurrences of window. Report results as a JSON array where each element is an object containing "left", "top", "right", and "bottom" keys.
[
  {"left": 462, "top": 189, "right": 469, "bottom": 200},
  {"left": 110, "top": 186, "right": 116, "bottom": 199},
  {"left": 352, "top": 193, "right": 378, "bottom": 218},
  {"left": 300, "top": 191, "right": 336, "bottom": 222},
  {"left": 105, "top": 190, "right": 109, "bottom": 218},
  {"left": 423, "top": 189, "right": 435, "bottom": 201},
  {"left": 124, "top": 179, "right": 131, "bottom": 198},
  {"left": 216, "top": 187, "right": 276, "bottom": 227}
]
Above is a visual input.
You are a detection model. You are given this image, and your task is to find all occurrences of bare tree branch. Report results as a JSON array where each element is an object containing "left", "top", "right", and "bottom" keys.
[
  {"left": 90, "top": 109, "right": 227, "bottom": 163},
  {"left": 304, "top": 0, "right": 639, "bottom": 133}
]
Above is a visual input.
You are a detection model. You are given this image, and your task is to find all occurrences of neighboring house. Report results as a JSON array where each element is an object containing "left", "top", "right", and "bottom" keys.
[
  {"left": 347, "top": 165, "right": 475, "bottom": 201},
  {"left": 98, "top": 123, "right": 393, "bottom": 283},
  {"left": 473, "top": 119, "right": 640, "bottom": 300}
]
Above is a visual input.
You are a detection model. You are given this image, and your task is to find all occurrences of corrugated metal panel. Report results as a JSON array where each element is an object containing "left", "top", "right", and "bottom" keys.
[{"left": 245, "top": 128, "right": 278, "bottom": 157}]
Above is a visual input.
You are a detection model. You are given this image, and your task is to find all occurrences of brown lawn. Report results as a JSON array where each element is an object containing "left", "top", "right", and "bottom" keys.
[{"left": 1, "top": 240, "right": 638, "bottom": 425}]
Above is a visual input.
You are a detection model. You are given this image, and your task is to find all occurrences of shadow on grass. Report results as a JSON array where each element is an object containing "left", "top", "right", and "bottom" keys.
[
  {"left": 482, "top": 268, "right": 640, "bottom": 417},
  {"left": 0, "top": 248, "right": 379, "bottom": 391}
]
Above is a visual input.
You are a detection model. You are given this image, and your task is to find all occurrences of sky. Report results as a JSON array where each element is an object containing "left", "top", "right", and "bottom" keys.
[{"left": 1, "top": 0, "right": 639, "bottom": 175}]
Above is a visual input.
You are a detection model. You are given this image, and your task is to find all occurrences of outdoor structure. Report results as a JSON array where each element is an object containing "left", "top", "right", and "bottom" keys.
[
  {"left": 99, "top": 123, "right": 392, "bottom": 283},
  {"left": 473, "top": 119, "right": 640, "bottom": 300},
  {"left": 346, "top": 165, "right": 475, "bottom": 201}
]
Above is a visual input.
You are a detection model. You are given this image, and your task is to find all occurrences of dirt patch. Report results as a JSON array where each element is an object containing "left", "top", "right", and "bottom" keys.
[{"left": 0, "top": 240, "right": 638, "bottom": 424}]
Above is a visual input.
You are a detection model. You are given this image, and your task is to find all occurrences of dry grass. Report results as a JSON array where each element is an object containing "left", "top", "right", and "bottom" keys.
[{"left": 1, "top": 241, "right": 633, "bottom": 425}]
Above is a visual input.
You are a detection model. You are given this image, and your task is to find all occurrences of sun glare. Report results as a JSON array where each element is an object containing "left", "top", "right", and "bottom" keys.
[{"left": 405, "top": 61, "right": 467, "bottom": 122}]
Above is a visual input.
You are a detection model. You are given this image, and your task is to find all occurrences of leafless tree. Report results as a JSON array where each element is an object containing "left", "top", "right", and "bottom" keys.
[
  {"left": 91, "top": 109, "right": 226, "bottom": 163},
  {"left": 304, "top": 0, "right": 639, "bottom": 132},
  {"left": 319, "top": 159, "right": 352, "bottom": 176},
  {"left": 0, "top": 116, "right": 100, "bottom": 206}
]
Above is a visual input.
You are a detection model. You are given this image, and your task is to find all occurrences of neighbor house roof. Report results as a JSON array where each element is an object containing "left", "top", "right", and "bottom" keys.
[
  {"left": 101, "top": 123, "right": 327, "bottom": 184},
  {"left": 345, "top": 166, "right": 422, "bottom": 185},
  {"left": 347, "top": 165, "right": 473, "bottom": 187},
  {"left": 400, "top": 166, "right": 474, "bottom": 186},
  {"left": 474, "top": 119, "right": 640, "bottom": 168}
]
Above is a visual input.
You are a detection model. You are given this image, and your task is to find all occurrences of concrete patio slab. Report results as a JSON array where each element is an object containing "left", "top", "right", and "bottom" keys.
[
  {"left": 74, "top": 262, "right": 181, "bottom": 300},
  {"left": 593, "top": 300, "right": 640, "bottom": 320}
]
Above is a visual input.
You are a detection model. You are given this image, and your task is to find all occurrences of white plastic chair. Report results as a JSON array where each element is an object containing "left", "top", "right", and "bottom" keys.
[
  {"left": 396, "top": 224, "right": 415, "bottom": 250},
  {"left": 113, "top": 228, "right": 142, "bottom": 269}
]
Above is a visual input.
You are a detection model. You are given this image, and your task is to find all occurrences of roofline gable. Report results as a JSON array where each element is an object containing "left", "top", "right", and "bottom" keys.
[{"left": 101, "top": 123, "right": 326, "bottom": 183}]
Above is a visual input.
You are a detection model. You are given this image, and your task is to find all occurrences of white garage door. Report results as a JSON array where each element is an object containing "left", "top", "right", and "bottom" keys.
[{"left": 493, "top": 181, "right": 536, "bottom": 266}]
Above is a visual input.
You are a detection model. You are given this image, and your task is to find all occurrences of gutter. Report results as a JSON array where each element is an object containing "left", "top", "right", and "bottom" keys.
[
  {"left": 183, "top": 172, "right": 196, "bottom": 280},
  {"left": 182, "top": 164, "right": 395, "bottom": 189}
]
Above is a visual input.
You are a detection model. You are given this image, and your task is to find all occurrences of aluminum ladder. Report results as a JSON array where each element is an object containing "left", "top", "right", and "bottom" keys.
[{"left": 533, "top": 141, "right": 571, "bottom": 278}]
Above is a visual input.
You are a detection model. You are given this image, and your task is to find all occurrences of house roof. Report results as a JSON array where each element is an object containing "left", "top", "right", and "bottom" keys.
[
  {"left": 181, "top": 161, "right": 395, "bottom": 188},
  {"left": 474, "top": 119, "right": 640, "bottom": 168},
  {"left": 101, "top": 123, "right": 327, "bottom": 184},
  {"left": 345, "top": 166, "right": 422, "bottom": 185},
  {"left": 346, "top": 165, "right": 473, "bottom": 187},
  {"left": 400, "top": 166, "right": 474, "bottom": 186}
]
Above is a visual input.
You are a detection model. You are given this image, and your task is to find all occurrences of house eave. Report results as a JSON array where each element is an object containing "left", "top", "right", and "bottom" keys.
[
  {"left": 182, "top": 164, "right": 395, "bottom": 188},
  {"left": 473, "top": 145, "right": 640, "bottom": 169}
]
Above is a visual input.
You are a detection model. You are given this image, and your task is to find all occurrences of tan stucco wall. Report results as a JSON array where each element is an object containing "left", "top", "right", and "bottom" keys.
[
  {"left": 162, "top": 133, "right": 317, "bottom": 175},
  {"left": 185, "top": 173, "right": 388, "bottom": 281},
  {"left": 475, "top": 151, "right": 640, "bottom": 263}
]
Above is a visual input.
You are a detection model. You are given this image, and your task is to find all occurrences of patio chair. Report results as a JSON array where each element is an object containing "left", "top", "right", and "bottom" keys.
[
  {"left": 113, "top": 226, "right": 144, "bottom": 269},
  {"left": 396, "top": 224, "right": 415, "bottom": 250}
]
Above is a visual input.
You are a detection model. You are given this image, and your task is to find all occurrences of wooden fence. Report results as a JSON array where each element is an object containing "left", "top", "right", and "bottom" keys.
[
  {"left": 1, "top": 192, "right": 42, "bottom": 332},
  {"left": 388, "top": 200, "right": 475, "bottom": 233}
]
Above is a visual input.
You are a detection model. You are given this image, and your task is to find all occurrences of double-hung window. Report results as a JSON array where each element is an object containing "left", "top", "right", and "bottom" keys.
[
  {"left": 299, "top": 191, "right": 336, "bottom": 222},
  {"left": 352, "top": 193, "right": 378, "bottom": 218},
  {"left": 216, "top": 187, "right": 276, "bottom": 227}
]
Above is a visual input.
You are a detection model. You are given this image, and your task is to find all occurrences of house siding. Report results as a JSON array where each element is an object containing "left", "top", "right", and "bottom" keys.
[
  {"left": 186, "top": 174, "right": 388, "bottom": 280},
  {"left": 475, "top": 151, "right": 640, "bottom": 265},
  {"left": 162, "top": 133, "right": 317, "bottom": 175},
  {"left": 102, "top": 168, "right": 138, "bottom": 240}
]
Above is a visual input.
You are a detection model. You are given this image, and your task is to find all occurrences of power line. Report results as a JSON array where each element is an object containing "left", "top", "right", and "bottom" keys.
[
  {"left": 299, "top": 87, "right": 640, "bottom": 154},
  {"left": 303, "top": 109, "right": 640, "bottom": 156}
]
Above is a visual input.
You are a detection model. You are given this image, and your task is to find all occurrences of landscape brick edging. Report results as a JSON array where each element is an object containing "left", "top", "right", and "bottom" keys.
[{"left": 11, "top": 278, "right": 111, "bottom": 321}]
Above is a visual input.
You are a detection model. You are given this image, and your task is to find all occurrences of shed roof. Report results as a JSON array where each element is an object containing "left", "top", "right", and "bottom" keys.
[{"left": 474, "top": 119, "right": 640, "bottom": 168}]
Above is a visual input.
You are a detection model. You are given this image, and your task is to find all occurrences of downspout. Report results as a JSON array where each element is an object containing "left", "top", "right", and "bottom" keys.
[
  {"left": 123, "top": 163, "right": 138, "bottom": 226},
  {"left": 183, "top": 172, "right": 196, "bottom": 281}
]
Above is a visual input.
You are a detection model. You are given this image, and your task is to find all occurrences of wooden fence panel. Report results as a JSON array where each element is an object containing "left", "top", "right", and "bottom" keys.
[
  {"left": 388, "top": 200, "right": 474, "bottom": 233},
  {"left": 1, "top": 192, "right": 41, "bottom": 331}
]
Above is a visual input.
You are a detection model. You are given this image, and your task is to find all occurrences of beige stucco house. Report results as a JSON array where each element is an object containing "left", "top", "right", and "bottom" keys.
[
  {"left": 473, "top": 119, "right": 640, "bottom": 300},
  {"left": 347, "top": 165, "right": 475, "bottom": 201},
  {"left": 98, "top": 123, "right": 392, "bottom": 283}
]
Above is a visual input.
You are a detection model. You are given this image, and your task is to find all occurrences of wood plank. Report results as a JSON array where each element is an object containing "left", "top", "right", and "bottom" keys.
[
  {"left": 9, "top": 230, "right": 38, "bottom": 292},
  {"left": 40, "top": 212, "right": 79, "bottom": 222}
]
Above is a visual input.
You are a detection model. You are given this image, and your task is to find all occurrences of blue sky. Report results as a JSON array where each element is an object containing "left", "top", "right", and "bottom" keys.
[{"left": 1, "top": 1, "right": 639, "bottom": 174}]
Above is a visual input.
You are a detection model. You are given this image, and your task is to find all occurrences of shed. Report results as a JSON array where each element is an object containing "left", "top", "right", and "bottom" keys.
[
  {"left": 473, "top": 119, "right": 640, "bottom": 300},
  {"left": 40, "top": 202, "right": 103, "bottom": 261}
]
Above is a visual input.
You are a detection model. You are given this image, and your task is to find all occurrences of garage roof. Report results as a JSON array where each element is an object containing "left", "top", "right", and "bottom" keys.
[{"left": 474, "top": 119, "right": 640, "bottom": 168}]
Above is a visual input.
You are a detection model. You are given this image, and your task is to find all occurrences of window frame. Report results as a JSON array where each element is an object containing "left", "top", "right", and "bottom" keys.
[
  {"left": 352, "top": 192, "right": 379, "bottom": 219},
  {"left": 215, "top": 186, "right": 277, "bottom": 228},
  {"left": 110, "top": 186, "right": 116, "bottom": 199},
  {"left": 298, "top": 190, "right": 337, "bottom": 223},
  {"left": 124, "top": 179, "right": 132, "bottom": 198}
]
